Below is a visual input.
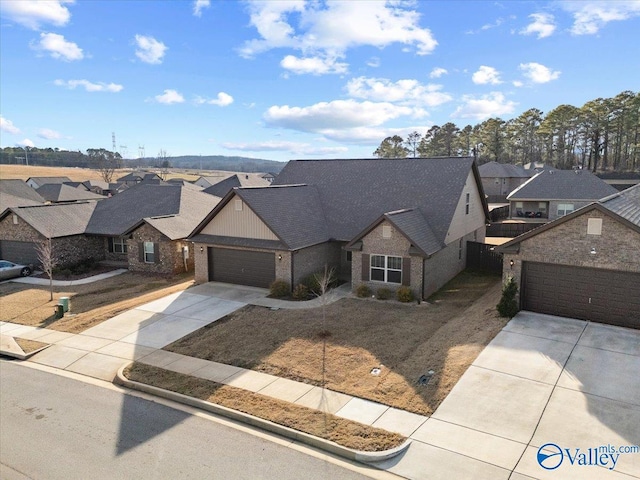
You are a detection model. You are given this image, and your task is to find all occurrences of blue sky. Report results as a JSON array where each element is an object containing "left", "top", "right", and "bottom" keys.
[{"left": 1, "top": 0, "right": 639, "bottom": 163}]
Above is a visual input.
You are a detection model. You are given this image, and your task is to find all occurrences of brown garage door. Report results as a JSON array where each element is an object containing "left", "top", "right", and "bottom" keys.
[
  {"left": 209, "top": 247, "right": 275, "bottom": 288},
  {"left": 0, "top": 240, "right": 39, "bottom": 266},
  {"left": 522, "top": 262, "right": 640, "bottom": 329}
]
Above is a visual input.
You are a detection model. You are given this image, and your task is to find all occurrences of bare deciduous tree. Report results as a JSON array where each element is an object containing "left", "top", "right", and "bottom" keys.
[{"left": 36, "top": 237, "right": 59, "bottom": 301}]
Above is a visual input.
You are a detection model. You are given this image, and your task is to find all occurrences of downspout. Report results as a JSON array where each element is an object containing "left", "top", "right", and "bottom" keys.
[{"left": 290, "top": 250, "right": 295, "bottom": 292}]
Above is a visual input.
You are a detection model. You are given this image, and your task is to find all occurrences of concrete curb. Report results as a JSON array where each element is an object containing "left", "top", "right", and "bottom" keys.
[
  {"left": 115, "top": 363, "right": 410, "bottom": 463},
  {"left": 0, "top": 344, "right": 51, "bottom": 360}
]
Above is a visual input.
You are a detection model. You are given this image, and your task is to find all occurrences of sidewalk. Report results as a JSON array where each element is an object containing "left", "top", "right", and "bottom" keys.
[{"left": 8, "top": 268, "right": 127, "bottom": 286}]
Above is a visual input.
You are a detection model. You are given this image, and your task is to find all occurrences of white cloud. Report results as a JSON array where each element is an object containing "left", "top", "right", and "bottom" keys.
[
  {"left": 280, "top": 55, "right": 348, "bottom": 75},
  {"left": 429, "top": 67, "right": 448, "bottom": 79},
  {"left": 0, "top": 116, "right": 20, "bottom": 134},
  {"left": 520, "top": 13, "right": 556, "bottom": 39},
  {"left": 472, "top": 66, "right": 502, "bottom": 85},
  {"left": 19, "top": 138, "right": 35, "bottom": 148},
  {"left": 154, "top": 89, "right": 184, "bottom": 104},
  {"left": 562, "top": 0, "right": 640, "bottom": 35},
  {"left": 346, "top": 77, "right": 452, "bottom": 107},
  {"left": 519, "top": 62, "right": 561, "bottom": 83},
  {"left": 451, "top": 92, "right": 517, "bottom": 120},
  {"left": 54, "top": 79, "right": 123, "bottom": 92},
  {"left": 240, "top": 1, "right": 437, "bottom": 73},
  {"left": 194, "top": 92, "right": 234, "bottom": 106},
  {"left": 134, "top": 35, "right": 167, "bottom": 64},
  {"left": 367, "top": 57, "right": 381, "bottom": 68},
  {"left": 34, "top": 32, "right": 83, "bottom": 61},
  {"left": 193, "top": 0, "right": 210, "bottom": 17},
  {"left": 264, "top": 99, "right": 414, "bottom": 132},
  {"left": 0, "top": 0, "right": 73, "bottom": 30},
  {"left": 221, "top": 140, "right": 348, "bottom": 155},
  {"left": 320, "top": 125, "right": 434, "bottom": 144},
  {"left": 513, "top": 80, "right": 524, "bottom": 87},
  {"left": 38, "top": 128, "right": 61, "bottom": 140}
]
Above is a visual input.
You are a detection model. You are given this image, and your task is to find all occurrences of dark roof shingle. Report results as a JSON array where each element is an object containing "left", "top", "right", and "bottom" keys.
[
  {"left": 600, "top": 184, "right": 640, "bottom": 227},
  {"left": 507, "top": 169, "right": 618, "bottom": 200}
]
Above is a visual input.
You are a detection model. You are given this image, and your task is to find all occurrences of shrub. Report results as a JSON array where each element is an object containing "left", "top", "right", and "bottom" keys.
[
  {"left": 376, "top": 287, "right": 392, "bottom": 300},
  {"left": 302, "top": 274, "right": 321, "bottom": 294},
  {"left": 396, "top": 286, "right": 415, "bottom": 303},
  {"left": 269, "top": 279, "right": 290, "bottom": 298},
  {"left": 292, "top": 283, "right": 309, "bottom": 300},
  {"left": 59, "top": 269, "right": 72, "bottom": 278},
  {"left": 497, "top": 277, "right": 519, "bottom": 318},
  {"left": 355, "top": 284, "right": 372, "bottom": 298}
]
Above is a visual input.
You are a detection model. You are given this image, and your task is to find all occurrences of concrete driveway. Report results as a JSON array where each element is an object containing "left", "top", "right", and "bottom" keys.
[
  {"left": 12, "top": 283, "right": 268, "bottom": 381},
  {"left": 379, "top": 311, "right": 640, "bottom": 480}
]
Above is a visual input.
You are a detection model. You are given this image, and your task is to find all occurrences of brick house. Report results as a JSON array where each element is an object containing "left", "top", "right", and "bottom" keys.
[
  {"left": 0, "top": 202, "right": 102, "bottom": 267},
  {"left": 498, "top": 184, "right": 640, "bottom": 328},
  {"left": 190, "top": 157, "right": 489, "bottom": 299},
  {"left": 85, "top": 184, "right": 220, "bottom": 274}
]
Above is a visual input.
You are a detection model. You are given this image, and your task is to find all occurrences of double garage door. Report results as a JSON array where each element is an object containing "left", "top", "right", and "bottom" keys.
[
  {"left": 0, "top": 240, "right": 38, "bottom": 266},
  {"left": 208, "top": 247, "right": 275, "bottom": 288},
  {"left": 522, "top": 262, "right": 640, "bottom": 329}
]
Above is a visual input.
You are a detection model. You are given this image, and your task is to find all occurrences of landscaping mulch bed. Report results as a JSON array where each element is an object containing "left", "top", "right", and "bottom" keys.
[
  {"left": 124, "top": 362, "right": 405, "bottom": 452},
  {"left": 33, "top": 265, "right": 120, "bottom": 281},
  {"left": 166, "top": 271, "right": 507, "bottom": 416}
]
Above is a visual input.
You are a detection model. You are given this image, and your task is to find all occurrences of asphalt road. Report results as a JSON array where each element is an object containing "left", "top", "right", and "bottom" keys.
[{"left": 0, "top": 361, "right": 378, "bottom": 480}]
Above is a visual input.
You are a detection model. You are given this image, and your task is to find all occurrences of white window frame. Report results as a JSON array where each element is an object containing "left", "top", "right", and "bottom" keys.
[
  {"left": 370, "top": 254, "right": 402, "bottom": 284},
  {"left": 143, "top": 241, "right": 155, "bottom": 263},
  {"left": 557, "top": 203, "right": 574, "bottom": 216}
]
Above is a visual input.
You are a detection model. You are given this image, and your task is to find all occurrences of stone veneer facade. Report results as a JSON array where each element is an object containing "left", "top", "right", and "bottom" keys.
[{"left": 128, "top": 223, "right": 195, "bottom": 275}]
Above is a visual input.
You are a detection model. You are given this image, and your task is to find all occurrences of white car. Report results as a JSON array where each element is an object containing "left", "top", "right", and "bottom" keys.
[{"left": 0, "top": 260, "right": 32, "bottom": 280}]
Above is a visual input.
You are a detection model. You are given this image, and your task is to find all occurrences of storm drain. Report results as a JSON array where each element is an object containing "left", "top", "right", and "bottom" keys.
[{"left": 417, "top": 370, "right": 435, "bottom": 386}]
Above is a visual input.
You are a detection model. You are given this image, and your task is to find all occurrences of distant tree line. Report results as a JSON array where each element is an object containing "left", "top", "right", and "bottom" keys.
[
  {"left": 0, "top": 148, "right": 284, "bottom": 174},
  {"left": 374, "top": 90, "right": 640, "bottom": 172}
]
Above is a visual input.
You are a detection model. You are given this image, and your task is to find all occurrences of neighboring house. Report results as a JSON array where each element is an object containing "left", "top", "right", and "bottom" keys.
[
  {"left": 0, "top": 179, "right": 45, "bottom": 212},
  {"left": 116, "top": 172, "right": 162, "bottom": 186},
  {"left": 36, "top": 184, "right": 105, "bottom": 203},
  {"left": 596, "top": 172, "right": 640, "bottom": 192},
  {"left": 85, "top": 184, "right": 220, "bottom": 274},
  {"left": 498, "top": 184, "right": 640, "bottom": 329},
  {"left": 0, "top": 202, "right": 100, "bottom": 267},
  {"left": 190, "top": 157, "right": 489, "bottom": 299},
  {"left": 25, "top": 176, "right": 72, "bottom": 189},
  {"left": 202, "top": 173, "right": 270, "bottom": 198},
  {"left": 506, "top": 169, "right": 618, "bottom": 221},
  {"left": 62, "top": 181, "right": 90, "bottom": 190},
  {"left": 478, "top": 161, "right": 531, "bottom": 201},
  {"left": 83, "top": 180, "right": 110, "bottom": 195},
  {"left": 261, "top": 172, "right": 277, "bottom": 183},
  {"left": 193, "top": 175, "right": 229, "bottom": 189}
]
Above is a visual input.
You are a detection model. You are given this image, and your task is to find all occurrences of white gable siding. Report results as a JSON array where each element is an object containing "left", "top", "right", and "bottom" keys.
[
  {"left": 200, "top": 195, "right": 278, "bottom": 240},
  {"left": 445, "top": 170, "right": 486, "bottom": 243}
]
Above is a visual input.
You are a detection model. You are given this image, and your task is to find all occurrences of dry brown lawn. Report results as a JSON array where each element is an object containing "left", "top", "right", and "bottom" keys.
[
  {"left": 0, "top": 272, "right": 193, "bottom": 333},
  {"left": 124, "top": 363, "right": 405, "bottom": 452},
  {"left": 167, "top": 272, "right": 507, "bottom": 416},
  {"left": 14, "top": 338, "right": 48, "bottom": 353}
]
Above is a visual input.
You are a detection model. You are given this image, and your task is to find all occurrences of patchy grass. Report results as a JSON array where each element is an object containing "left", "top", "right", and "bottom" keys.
[
  {"left": 124, "top": 363, "right": 405, "bottom": 452},
  {"left": 14, "top": 338, "right": 49, "bottom": 354},
  {"left": 0, "top": 272, "right": 193, "bottom": 333},
  {"left": 166, "top": 271, "right": 506, "bottom": 416}
]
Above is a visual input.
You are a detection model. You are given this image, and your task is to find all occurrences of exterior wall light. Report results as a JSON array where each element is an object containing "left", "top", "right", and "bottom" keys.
[
  {"left": 278, "top": 254, "right": 283, "bottom": 261},
  {"left": 590, "top": 247, "right": 597, "bottom": 255},
  {"left": 200, "top": 246, "right": 204, "bottom": 253},
  {"left": 509, "top": 259, "right": 514, "bottom": 269}
]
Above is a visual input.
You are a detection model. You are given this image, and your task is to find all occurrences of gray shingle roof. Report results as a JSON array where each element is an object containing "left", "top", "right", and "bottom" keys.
[
  {"left": 273, "top": 157, "right": 481, "bottom": 246},
  {"left": 87, "top": 184, "right": 219, "bottom": 237},
  {"left": 203, "top": 174, "right": 270, "bottom": 198},
  {"left": 478, "top": 161, "right": 530, "bottom": 178},
  {"left": 384, "top": 209, "right": 442, "bottom": 256},
  {"left": 234, "top": 185, "right": 329, "bottom": 249},
  {"left": 0, "top": 180, "right": 45, "bottom": 210},
  {"left": 507, "top": 169, "right": 618, "bottom": 201},
  {"left": 3, "top": 202, "right": 97, "bottom": 238},
  {"left": 26, "top": 176, "right": 72, "bottom": 186},
  {"left": 600, "top": 184, "right": 640, "bottom": 227},
  {"left": 36, "top": 184, "right": 105, "bottom": 202}
]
